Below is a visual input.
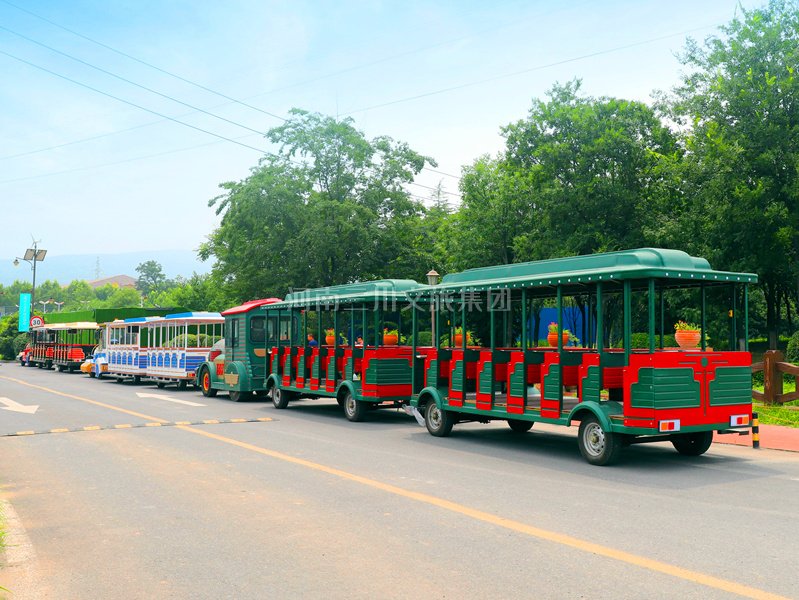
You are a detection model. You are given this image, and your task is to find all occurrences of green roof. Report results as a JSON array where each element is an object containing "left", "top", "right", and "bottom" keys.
[
  {"left": 42, "top": 307, "right": 187, "bottom": 325},
  {"left": 410, "top": 248, "right": 757, "bottom": 296},
  {"left": 268, "top": 279, "right": 425, "bottom": 309}
]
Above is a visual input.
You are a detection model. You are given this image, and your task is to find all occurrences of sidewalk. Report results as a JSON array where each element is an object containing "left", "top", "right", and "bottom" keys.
[{"left": 713, "top": 424, "right": 799, "bottom": 452}]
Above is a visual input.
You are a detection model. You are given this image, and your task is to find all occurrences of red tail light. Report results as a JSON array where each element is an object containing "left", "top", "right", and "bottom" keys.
[{"left": 209, "top": 349, "right": 222, "bottom": 361}]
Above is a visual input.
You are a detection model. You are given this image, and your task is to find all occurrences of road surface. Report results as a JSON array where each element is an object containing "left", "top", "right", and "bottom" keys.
[{"left": 1, "top": 363, "right": 797, "bottom": 599}]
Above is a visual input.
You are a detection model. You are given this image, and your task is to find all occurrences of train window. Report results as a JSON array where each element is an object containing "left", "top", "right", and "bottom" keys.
[
  {"left": 250, "top": 316, "right": 265, "bottom": 342},
  {"left": 229, "top": 319, "right": 239, "bottom": 348}
]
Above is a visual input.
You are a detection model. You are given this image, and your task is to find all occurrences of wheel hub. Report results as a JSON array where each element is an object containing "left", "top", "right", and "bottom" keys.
[{"left": 584, "top": 423, "right": 605, "bottom": 456}]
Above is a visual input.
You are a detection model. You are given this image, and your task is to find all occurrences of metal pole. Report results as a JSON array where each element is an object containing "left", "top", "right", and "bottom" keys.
[
  {"left": 556, "top": 286, "right": 563, "bottom": 352},
  {"left": 744, "top": 285, "right": 750, "bottom": 351},
  {"left": 521, "top": 289, "right": 527, "bottom": 349},
  {"left": 623, "top": 281, "right": 631, "bottom": 365},
  {"left": 649, "top": 279, "right": 656, "bottom": 353}
]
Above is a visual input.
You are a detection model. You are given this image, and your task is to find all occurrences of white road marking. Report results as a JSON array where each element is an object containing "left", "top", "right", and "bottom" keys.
[
  {"left": 0, "top": 396, "right": 39, "bottom": 414},
  {"left": 135, "top": 392, "right": 205, "bottom": 407}
]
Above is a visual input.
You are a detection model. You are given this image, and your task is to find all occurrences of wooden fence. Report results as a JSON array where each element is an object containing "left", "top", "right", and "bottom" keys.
[{"left": 752, "top": 350, "right": 799, "bottom": 404}]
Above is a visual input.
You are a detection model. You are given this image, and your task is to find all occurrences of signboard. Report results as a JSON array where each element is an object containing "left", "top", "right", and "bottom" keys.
[
  {"left": 30, "top": 315, "right": 44, "bottom": 328},
  {"left": 18, "top": 293, "right": 31, "bottom": 332}
]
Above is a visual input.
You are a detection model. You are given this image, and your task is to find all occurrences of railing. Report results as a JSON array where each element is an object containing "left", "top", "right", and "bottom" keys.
[{"left": 752, "top": 350, "right": 799, "bottom": 404}]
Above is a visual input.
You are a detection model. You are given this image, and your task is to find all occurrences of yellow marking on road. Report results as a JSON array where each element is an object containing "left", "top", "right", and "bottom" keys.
[
  {"left": 256, "top": 417, "right": 273, "bottom": 422},
  {"left": 83, "top": 426, "right": 101, "bottom": 431},
  {"left": 0, "top": 375, "right": 168, "bottom": 423},
  {"left": 1, "top": 374, "right": 785, "bottom": 599},
  {"left": 179, "top": 424, "right": 790, "bottom": 600},
  {"left": 114, "top": 424, "right": 133, "bottom": 429},
  {"left": 50, "top": 428, "right": 69, "bottom": 433},
  {"left": 202, "top": 419, "right": 219, "bottom": 424},
  {"left": 144, "top": 422, "right": 162, "bottom": 427},
  {"left": 229, "top": 418, "right": 247, "bottom": 423},
  {"left": 174, "top": 421, "right": 191, "bottom": 425}
]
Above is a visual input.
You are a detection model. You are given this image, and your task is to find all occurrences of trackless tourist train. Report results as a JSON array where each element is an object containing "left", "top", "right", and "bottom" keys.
[
  {"left": 145, "top": 312, "right": 224, "bottom": 389},
  {"left": 50, "top": 322, "right": 100, "bottom": 372},
  {"left": 105, "top": 317, "right": 161, "bottom": 383},
  {"left": 27, "top": 248, "right": 758, "bottom": 465}
]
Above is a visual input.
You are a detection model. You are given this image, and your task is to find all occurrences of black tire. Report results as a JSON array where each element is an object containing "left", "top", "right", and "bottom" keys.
[
  {"left": 425, "top": 402, "right": 454, "bottom": 437},
  {"left": 229, "top": 390, "right": 252, "bottom": 402},
  {"left": 671, "top": 431, "right": 714, "bottom": 456},
  {"left": 115, "top": 376, "right": 124, "bottom": 384},
  {"left": 156, "top": 382, "right": 166, "bottom": 389},
  {"left": 272, "top": 387, "right": 290, "bottom": 409},
  {"left": 578, "top": 416, "right": 622, "bottom": 466},
  {"left": 89, "top": 371, "right": 96, "bottom": 378},
  {"left": 177, "top": 380, "right": 188, "bottom": 391},
  {"left": 133, "top": 376, "right": 142, "bottom": 384},
  {"left": 343, "top": 392, "right": 367, "bottom": 422},
  {"left": 508, "top": 419, "right": 534, "bottom": 433},
  {"left": 199, "top": 367, "right": 217, "bottom": 397},
  {"left": 56, "top": 365, "right": 64, "bottom": 372}
]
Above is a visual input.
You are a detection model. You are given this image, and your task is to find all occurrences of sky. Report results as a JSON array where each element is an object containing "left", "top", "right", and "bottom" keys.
[{"left": 0, "top": 0, "right": 762, "bottom": 267}]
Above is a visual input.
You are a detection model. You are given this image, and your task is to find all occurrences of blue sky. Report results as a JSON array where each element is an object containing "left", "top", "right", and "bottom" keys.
[{"left": 0, "top": 0, "right": 760, "bottom": 265}]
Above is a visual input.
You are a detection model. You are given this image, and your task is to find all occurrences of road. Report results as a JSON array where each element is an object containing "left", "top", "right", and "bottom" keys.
[{"left": 0, "top": 363, "right": 797, "bottom": 599}]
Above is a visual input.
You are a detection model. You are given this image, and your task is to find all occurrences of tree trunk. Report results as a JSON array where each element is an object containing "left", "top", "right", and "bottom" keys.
[{"left": 765, "top": 281, "right": 778, "bottom": 349}]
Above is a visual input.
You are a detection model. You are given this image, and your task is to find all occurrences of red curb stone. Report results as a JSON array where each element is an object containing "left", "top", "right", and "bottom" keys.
[{"left": 713, "top": 424, "right": 799, "bottom": 452}]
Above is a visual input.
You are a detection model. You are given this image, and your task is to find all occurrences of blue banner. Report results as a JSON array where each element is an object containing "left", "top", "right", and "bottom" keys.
[{"left": 18, "top": 293, "right": 31, "bottom": 332}]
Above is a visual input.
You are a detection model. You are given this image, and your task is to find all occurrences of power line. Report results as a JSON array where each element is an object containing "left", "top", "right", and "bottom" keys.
[
  {"left": 0, "top": 48, "right": 269, "bottom": 155},
  {"left": 0, "top": 24, "right": 268, "bottom": 136},
  {"left": 344, "top": 23, "right": 722, "bottom": 116},
  {"left": 0, "top": 0, "right": 286, "bottom": 122}
]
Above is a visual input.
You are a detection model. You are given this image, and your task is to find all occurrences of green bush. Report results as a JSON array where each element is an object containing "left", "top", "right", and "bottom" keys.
[
  {"left": 408, "top": 331, "right": 432, "bottom": 346},
  {"left": 786, "top": 331, "right": 799, "bottom": 364}
]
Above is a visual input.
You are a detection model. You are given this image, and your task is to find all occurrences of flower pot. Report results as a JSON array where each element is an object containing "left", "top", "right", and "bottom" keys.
[
  {"left": 547, "top": 333, "right": 569, "bottom": 347},
  {"left": 325, "top": 335, "right": 335, "bottom": 345},
  {"left": 675, "top": 330, "right": 700, "bottom": 349},
  {"left": 383, "top": 334, "right": 398, "bottom": 345}
]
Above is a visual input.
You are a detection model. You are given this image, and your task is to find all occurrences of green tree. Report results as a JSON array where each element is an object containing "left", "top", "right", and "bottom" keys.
[
  {"left": 202, "top": 109, "right": 435, "bottom": 300},
  {"left": 664, "top": 0, "right": 799, "bottom": 346},
  {"left": 135, "top": 260, "right": 167, "bottom": 296},
  {"left": 503, "top": 81, "right": 678, "bottom": 259}
]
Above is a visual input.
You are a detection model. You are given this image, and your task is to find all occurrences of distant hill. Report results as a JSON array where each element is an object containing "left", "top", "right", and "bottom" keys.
[{"left": 0, "top": 250, "right": 211, "bottom": 286}]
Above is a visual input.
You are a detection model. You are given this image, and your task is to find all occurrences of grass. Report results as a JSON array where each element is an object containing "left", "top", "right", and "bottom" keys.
[{"left": 753, "top": 378, "right": 799, "bottom": 427}]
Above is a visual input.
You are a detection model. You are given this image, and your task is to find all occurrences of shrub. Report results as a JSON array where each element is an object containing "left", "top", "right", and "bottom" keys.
[{"left": 787, "top": 331, "right": 799, "bottom": 364}]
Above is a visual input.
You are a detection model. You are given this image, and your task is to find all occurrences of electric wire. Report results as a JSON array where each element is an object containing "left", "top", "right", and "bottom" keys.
[
  {"left": 0, "top": 0, "right": 286, "bottom": 122},
  {"left": 343, "top": 23, "right": 721, "bottom": 115},
  {"left": 0, "top": 24, "right": 269, "bottom": 136},
  {"left": 0, "top": 48, "right": 269, "bottom": 155}
]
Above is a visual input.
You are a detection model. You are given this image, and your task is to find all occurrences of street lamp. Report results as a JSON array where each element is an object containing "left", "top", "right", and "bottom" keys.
[
  {"left": 426, "top": 269, "right": 440, "bottom": 343},
  {"left": 38, "top": 299, "right": 52, "bottom": 313},
  {"left": 54, "top": 301, "right": 65, "bottom": 312},
  {"left": 13, "top": 240, "right": 47, "bottom": 314}
]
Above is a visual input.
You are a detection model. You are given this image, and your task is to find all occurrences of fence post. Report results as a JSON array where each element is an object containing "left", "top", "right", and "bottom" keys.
[{"left": 762, "top": 350, "right": 784, "bottom": 405}]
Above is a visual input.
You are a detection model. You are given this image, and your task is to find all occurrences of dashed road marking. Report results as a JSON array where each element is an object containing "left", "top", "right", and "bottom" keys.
[{"left": 2, "top": 418, "right": 273, "bottom": 437}]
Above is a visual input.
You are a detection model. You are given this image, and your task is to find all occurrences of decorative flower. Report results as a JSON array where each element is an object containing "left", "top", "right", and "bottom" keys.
[{"left": 674, "top": 320, "right": 701, "bottom": 332}]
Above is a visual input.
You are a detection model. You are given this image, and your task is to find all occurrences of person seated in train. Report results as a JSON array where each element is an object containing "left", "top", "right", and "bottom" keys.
[{"left": 307, "top": 333, "right": 318, "bottom": 347}]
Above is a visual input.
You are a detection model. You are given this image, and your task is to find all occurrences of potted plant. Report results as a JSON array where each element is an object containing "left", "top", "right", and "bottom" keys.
[
  {"left": 674, "top": 321, "right": 701, "bottom": 349},
  {"left": 383, "top": 328, "right": 399, "bottom": 345},
  {"left": 453, "top": 327, "right": 480, "bottom": 347},
  {"left": 547, "top": 322, "right": 572, "bottom": 347},
  {"left": 324, "top": 328, "right": 336, "bottom": 345}
]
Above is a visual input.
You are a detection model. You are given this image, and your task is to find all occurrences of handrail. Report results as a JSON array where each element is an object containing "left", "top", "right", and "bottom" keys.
[{"left": 757, "top": 350, "right": 799, "bottom": 405}]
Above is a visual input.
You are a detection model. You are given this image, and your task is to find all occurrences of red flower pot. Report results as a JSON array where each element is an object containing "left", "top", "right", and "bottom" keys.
[
  {"left": 675, "top": 330, "right": 700, "bottom": 349},
  {"left": 547, "top": 333, "right": 568, "bottom": 347}
]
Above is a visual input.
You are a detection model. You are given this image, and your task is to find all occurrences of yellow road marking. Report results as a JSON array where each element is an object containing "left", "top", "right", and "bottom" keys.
[
  {"left": 83, "top": 426, "right": 101, "bottom": 431},
  {"left": 1, "top": 375, "right": 786, "bottom": 599},
  {"left": 114, "top": 424, "right": 133, "bottom": 429},
  {"left": 229, "top": 418, "right": 247, "bottom": 423},
  {"left": 50, "top": 428, "right": 69, "bottom": 433},
  {"left": 0, "top": 375, "right": 168, "bottom": 423},
  {"left": 174, "top": 421, "right": 192, "bottom": 425},
  {"left": 202, "top": 419, "right": 220, "bottom": 424},
  {"left": 179, "top": 425, "right": 789, "bottom": 600},
  {"left": 256, "top": 417, "right": 272, "bottom": 422},
  {"left": 14, "top": 431, "right": 34, "bottom": 436},
  {"left": 144, "top": 422, "right": 162, "bottom": 427}
]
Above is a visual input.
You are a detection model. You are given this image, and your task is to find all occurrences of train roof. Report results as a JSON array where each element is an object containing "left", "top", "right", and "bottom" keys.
[
  {"left": 268, "top": 280, "right": 425, "bottom": 308},
  {"left": 409, "top": 248, "right": 758, "bottom": 296},
  {"left": 163, "top": 311, "right": 224, "bottom": 322},
  {"left": 46, "top": 322, "right": 100, "bottom": 330},
  {"left": 222, "top": 298, "right": 282, "bottom": 316}
]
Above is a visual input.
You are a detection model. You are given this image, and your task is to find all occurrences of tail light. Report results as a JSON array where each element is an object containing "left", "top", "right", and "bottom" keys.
[
  {"left": 658, "top": 419, "right": 681, "bottom": 432},
  {"left": 209, "top": 349, "right": 222, "bottom": 361},
  {"left": 730, "top": 414, "right": 750, "bottom": 427}
]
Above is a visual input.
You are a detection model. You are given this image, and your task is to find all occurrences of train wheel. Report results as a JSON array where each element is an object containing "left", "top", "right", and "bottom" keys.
[
  {"left": 89, "top": 371, "right": 96, "bottom": 378},
  {"left": 578, "top": 416, "right": 621, "bottom": 466},
  {"left": 343, "top": 392, "right": 367, "bottom": 422},
  {"left": 425, "top": 402, "right": 454, "bottom": 437},
  {"left": 177, "top": 380, "right": 188, "bottom": 391},
  {"left": 156, "top": 382, "right": 166, "bottom": 389},
  {"left": 199, "top": 368, "right": 217, "bottom": 397},
  {"left": 508, "top": 419, "right": 533, "bottom": 433},
  {"left": 133, "top": 376, "right": 142, "bottom": 384},
  {"left": 229, "top": 390, "right": 252, "bottom": 402},
  {"left": 671, "top": 431, "right": 713, "bottom": 456},
  {"left": 272, "top": 387, "right": 290, "bottom": 409}
]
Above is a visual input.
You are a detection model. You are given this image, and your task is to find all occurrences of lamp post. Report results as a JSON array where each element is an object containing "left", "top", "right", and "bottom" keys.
[
  {"left": 54, "top": 300, "right": 64, "bottom": 312},
  {"left": 426, "top": 269, "right": 440, "bottom": 343},
  {"left": 38, "top": 299, "right": 52, "bottom": 314},
  {"left": 13, "top": 241, "right": 47, "bottom": 314}
]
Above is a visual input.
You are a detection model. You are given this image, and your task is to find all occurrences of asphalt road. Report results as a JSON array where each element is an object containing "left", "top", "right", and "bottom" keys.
[{"left": 1, "top": 363, "right": 797, "bottom": 600}]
